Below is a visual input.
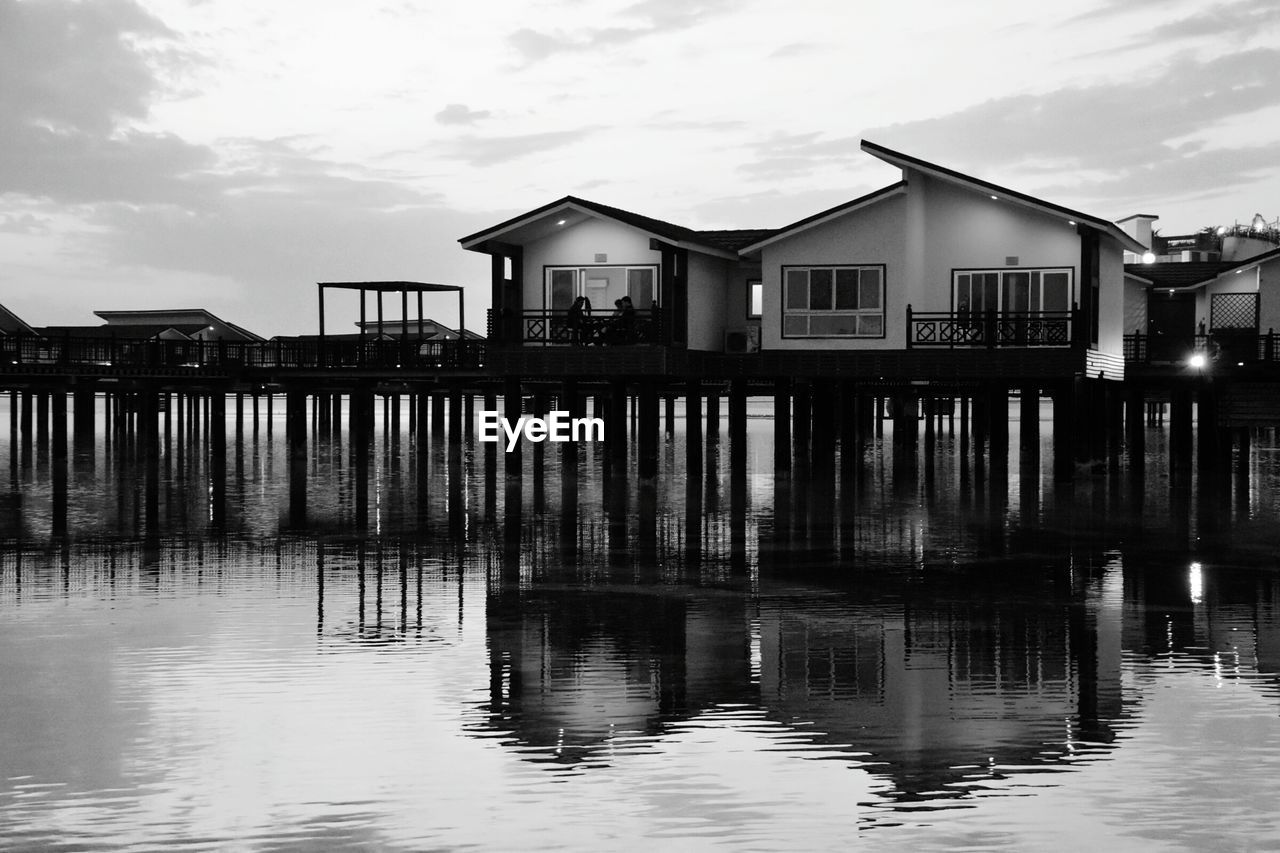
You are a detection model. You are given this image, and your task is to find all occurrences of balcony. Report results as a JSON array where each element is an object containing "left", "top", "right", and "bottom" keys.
[
  {"left": 1124, "top": 330, "right": 1280, "bottom": 366},
  {"left": 907, "top": 308, "right": 1078, "bottom": 348},
  {"left": 487, "top": 308, "right": 662, "bottom": 346}
]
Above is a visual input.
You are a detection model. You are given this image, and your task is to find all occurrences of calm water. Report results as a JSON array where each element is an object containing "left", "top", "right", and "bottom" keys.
[{"left": 2, "top": 398, "right": 1280, "bottom": 850}]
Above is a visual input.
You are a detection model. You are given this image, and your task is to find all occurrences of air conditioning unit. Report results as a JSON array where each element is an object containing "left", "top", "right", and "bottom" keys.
[{"left": 724, "top": 328, "right": 760, "bottom": 354}]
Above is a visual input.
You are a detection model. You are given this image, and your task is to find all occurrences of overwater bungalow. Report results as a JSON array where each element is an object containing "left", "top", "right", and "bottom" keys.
[{"left": 463, "top": 140, "right": 1146, "bottom": 387}]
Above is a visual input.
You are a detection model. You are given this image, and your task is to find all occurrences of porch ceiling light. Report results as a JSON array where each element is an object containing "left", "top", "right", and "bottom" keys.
[
  {"left": 1188, "top": 352, "right": 1208, "bottom": 370},
  {"left": 990, "top": 195, "right": 998, "bottom": 200},
  {"left": 1142, "top": 251, "right": 1156, "bottom": 264},
  {"left": 556, "top": 219, "right": 567, "bottom": 226},
  {"left": 1067, "top": 220, "right": 1076, "bottom": 226}
]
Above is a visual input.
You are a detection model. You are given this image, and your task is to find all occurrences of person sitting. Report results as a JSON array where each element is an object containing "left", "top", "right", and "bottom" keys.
[
  {"left": 566, "top": 296, "right": 587, "bottom": 345},
  {"left": 617, "top": 296, "right": 636, "bottom": 343}
]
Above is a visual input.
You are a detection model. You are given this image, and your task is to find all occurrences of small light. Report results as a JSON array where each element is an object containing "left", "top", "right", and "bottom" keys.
[
  {"left": 1168, "top": 288, "right": 1175, "bottom": 294},
  {"left": 1067, "top": 220, "right": 1076, "bottom": 226},
  {"left": 1142, "top": 251, "right": 1156, "bottom": 264},
  {"left": 1189, "top": 562, "right": 1203, "bottom": 604},
  {"left": 1238, "top": 362, "right": 1245, "bottom": 367},
  {"left": 556, "top": 219, "right": 566, "bottom": 226},
  {"left": 1217, "top": 226, "right": 1227, "bottom": 235},
  {"left": 1236, "top": 269, "right": 1243, "bottom": 274},
  {"left": 990, "top": 195, "right": 998, "bottom": 200},
  {"left": 1188, "top": 353, "right": 1207, "bottom": 369}
]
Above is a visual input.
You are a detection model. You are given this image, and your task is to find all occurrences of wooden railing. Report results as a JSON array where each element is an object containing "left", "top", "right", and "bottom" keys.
[
  {"left": 907, "top": 307, "right": 1077, "bottom": 348},
  {"left": 1124, "top": 330, "right": 1280, "bottom": 365},
  {"left": 0, "top": 335, "right": 486, "bottom": 371},
  {"left": 488, "top": 308, "right": 661, "bottom": 346}
]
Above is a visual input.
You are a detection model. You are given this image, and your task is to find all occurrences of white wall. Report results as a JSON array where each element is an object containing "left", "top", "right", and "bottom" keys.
[
  {"left": 916, "top": 174, "right": 1082, "bottom": 304},
  {"left": 759, "top": 194, "right": 907, "bottom": 350},
  {"left": 1262, "top": 260, "right": 1280, "bottom": 333},
  {"left": 1098, "top": 241, "right": 1125, "bottom": 357},
  {"left": 1123, "top": 278, "right": 1148, "bottom": 337},
  {"left": 686, "top": 251, "right": 732, "bottom": 351},
  {"left": 521, "top": 217, "right": 663, "bottom": 309}
]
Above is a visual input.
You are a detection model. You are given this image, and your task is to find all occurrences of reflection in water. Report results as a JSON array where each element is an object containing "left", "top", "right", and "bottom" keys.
[{"left": 2, "top": 396, "right": 1280, "bottom": 848}]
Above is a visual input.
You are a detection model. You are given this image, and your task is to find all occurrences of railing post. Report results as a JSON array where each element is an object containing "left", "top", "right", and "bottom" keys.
[
  {"left": 905, "top": 303, "right": 913, "bottom": 349},
  {"left": 1268, "top": 329, "right": 1276, "bottom": 362},
  {"left": 985, "top": 310, "right": 996, "bottom": 348}
]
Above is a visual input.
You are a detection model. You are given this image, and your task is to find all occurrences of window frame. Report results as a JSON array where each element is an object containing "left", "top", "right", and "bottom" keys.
[
  {"left": 543, "top": 264, "right": 660, "bottom": 311},
  {"left": 747, "top": 280, "right": 762, "bottom": 320},
  {"left": 950, "top": 267, "right": 1074, "bottom": 316},
  {"left": 779, "top": 264, "right": 886, "bottom": 339}
]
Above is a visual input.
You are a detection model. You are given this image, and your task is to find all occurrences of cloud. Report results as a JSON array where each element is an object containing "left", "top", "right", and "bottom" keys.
[
  {"left": 507, "top": 0, "right": 734, "bottom": 64},
  {"left": 435, "top": 103, "right": 492, "bottom": 126},
  {"left": 0, "top": 0, "right": 176, "bottom": 134},
  {"left": 847, "top": 48, "right": 1280, "bottom": 206},
  {"left": 769, "top": 42, "right": 823, "bottom": 59},
  {"left": 736, "top": 131, "right": 862, "bottom": 180},
  {"left": 1071, "top": 0, "right": 1280, "bottom": 43},
  {"left": 0, "top": 213, "right": 51, "bottom": 235},
  {"left": 437, "top": 129, "right": 596, "bottom": 167}
]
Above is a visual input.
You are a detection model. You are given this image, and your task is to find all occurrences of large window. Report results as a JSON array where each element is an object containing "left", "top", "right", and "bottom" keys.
[
  {"left": 954, "top": 269, "right": 1072, "bottom": 316},
  {"left": 545, "top": 265, "right": 657, "bottom": 312},
  {"left": 782, "top": 265, "right": 884, "bottom": 338}
]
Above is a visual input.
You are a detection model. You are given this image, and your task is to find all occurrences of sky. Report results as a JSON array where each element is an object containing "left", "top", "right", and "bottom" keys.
[{"left": 1, "top": 0, "right": 1279, "bottom": 337}]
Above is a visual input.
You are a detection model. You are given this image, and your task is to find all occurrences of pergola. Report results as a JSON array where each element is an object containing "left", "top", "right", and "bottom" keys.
[{"left": 316, "top": 281, "right": 466, "bottom": 346}]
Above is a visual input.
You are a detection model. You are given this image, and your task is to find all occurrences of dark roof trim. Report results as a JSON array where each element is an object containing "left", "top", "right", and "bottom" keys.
[
  {"left": 1116, "top": 213, "right": 1159, "bottom": 223},
  {"left": 737, "top": 182, "right": 907, "bottom": 255},
  {"left": 318, "top": 281, "right": 463, "bottom": 293},
  {"left": 459, "top": 195, "right": 739, "bottom": 259},
  {"left": 860, "top": 140, "right": 1148, "bottom": 254}
]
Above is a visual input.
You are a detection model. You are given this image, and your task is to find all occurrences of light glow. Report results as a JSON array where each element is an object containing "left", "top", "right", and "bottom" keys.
[
  {"left": 1188, "top": 353, "right": 1208, "bottom": 369},
  {"left": 1189, "top": 562, "right": 1204, "bottom": 604},
  {"left": 1142, "top": 252, "right": 1156, "bottom": 264}
]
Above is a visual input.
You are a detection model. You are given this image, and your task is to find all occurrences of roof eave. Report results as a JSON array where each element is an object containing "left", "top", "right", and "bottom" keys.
[
  {"left": 737, "top": 182, "right": 908, "bottom": 256},
  {"left": 859, "top": 140, "right": 1148, "bottom": 255}
]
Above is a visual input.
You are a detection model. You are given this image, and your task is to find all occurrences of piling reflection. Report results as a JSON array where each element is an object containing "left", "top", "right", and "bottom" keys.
[{"left": 5, "top": 394, "right": 1280, "bottom": 833}]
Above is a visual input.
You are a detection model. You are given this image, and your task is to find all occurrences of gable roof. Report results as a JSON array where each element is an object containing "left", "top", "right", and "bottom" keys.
[
  {"left": 860, "top": 140, "right": 1148, "bottom": 255},
  {"left": 694, "top": 229, "right": 778, "bottom": 253},
  {"left": 459, "top": 195, "right": 744, "bottom": 260},
  {"left": 0, "top": 303, "right": 37, "bottom": 336},
  {"left": 1125, "top": 246, "right": 1280, "bottom": 290},
  {"left": 1123, "top": 262, "right": 1239, "bottom": 289},
  {"left": 737, "top": 182, "right": 907, "bottom": 255},
  {"left": 92, "top": 308, "right": 264, "bottom": 341}
]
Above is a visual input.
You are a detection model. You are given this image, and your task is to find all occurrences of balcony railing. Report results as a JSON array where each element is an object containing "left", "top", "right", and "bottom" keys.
[
  {"left": 487, "top": 308, "right": 661, "bottom": 346},
  {"left": 907, "top": 307, "right": 1077, "bottom": 348},
  {"left": 0, "top": 336, "right": 486, "bottom": 371},
  {"left": 1124, "top": 330, "right": 1280, "bottom": 365}
]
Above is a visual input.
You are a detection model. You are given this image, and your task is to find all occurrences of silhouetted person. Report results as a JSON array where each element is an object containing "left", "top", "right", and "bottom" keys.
[
  {"left": 567, "top": 296, "right": 588, "bottom": 345},
  {"left": 617, "top": 295, "right": 636, "bottom": 343}
]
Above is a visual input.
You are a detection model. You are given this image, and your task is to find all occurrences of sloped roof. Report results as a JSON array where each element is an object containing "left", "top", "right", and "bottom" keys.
[
  {"left": 0, "top": 303, "right": 37, "bottom": 336},
  {"left": 861, "top": 140, "right": 1148, "bottom": 254},
  {"left": 738, "top": 182, "right": 907, "bottom": 255},
  {"left": 1125, "top": 245, "right": 1280, "bottom": 289},
  {"left": 693, "top": 229, "right": 779, "bottom": 253},
  {"left": 37, "top": 324, "right": 204, "bottom": 339},
  {"left": 459, "top": 195, "right": 749, "bottom": 259},
  {"left": 1123, "top": 262, "right": 1239, "bottom": 289}
]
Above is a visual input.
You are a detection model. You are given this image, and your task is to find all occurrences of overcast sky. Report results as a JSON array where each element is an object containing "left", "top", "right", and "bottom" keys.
[{"left": 2, "top": 0, "right": 1278, "bottom": 336}]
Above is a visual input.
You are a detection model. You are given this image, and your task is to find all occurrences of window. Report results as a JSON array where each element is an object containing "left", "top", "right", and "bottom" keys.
[
  {"left": 953, "top": 269, "right": 1072, "bottom": 316},
  {"left": 782, "top": 265, "right": 884, "bottom": 337},
  {"left": 545, "top": 265, "right": 658, "bottom": 312},
  {"left": 747, "top": 280, "right": 762, "bottom": 319}
]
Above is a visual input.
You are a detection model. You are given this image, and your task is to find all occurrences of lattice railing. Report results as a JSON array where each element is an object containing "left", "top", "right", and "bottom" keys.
[{"left": 907, "top": 309, "right": 1075, "bottom": 348}]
